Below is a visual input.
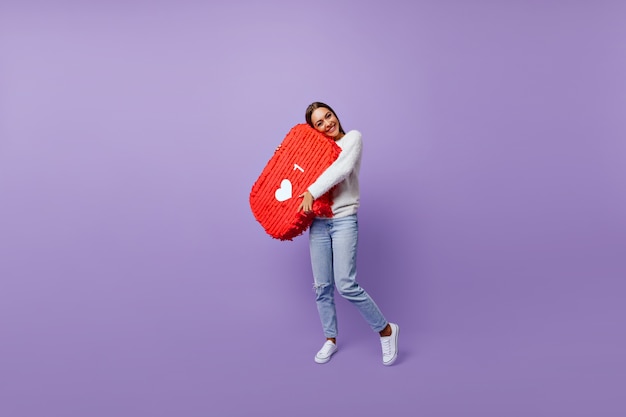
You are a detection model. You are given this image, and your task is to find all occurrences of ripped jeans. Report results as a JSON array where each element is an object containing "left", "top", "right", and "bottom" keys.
[{"left": 309, "top": 214, "right": 388, "bottom": 338}]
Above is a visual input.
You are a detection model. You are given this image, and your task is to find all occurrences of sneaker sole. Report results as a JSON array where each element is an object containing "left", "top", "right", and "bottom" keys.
[{"left": 383, "top": 324, "right": 399, "bottom": 366}]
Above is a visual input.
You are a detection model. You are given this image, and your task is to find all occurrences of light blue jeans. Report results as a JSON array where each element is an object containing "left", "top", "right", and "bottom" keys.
[{"left": 309, "top": 214, "right": 388, "bottom": 338}]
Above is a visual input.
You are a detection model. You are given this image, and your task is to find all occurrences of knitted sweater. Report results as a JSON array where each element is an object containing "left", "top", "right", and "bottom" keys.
[{"left": 307, "top": 130, "right": 362, "bottom": 218}]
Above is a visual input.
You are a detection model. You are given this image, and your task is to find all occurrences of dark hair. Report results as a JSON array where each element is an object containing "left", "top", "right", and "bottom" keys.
[{"left": 305, "top": 102, "right": 345, "bottom": 134}]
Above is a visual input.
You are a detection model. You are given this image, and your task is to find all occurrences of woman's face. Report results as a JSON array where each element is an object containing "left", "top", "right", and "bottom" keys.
[{"left": 311, "top": 107, "right": 342, "bottom": 139}]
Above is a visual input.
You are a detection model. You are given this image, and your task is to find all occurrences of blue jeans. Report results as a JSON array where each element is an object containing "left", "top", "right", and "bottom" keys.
[{"left": 309, "top": 214, "right": 388, "bottom": 338}]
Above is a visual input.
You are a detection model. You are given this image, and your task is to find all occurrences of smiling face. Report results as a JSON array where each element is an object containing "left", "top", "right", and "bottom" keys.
[{"left": 310, "top": 107, "right": 344, "bottom": 140}]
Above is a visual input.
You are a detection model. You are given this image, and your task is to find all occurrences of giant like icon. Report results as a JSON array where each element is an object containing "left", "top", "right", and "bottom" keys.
[{"left": 250, "top": 124, "right": 341, "bottom": 240}]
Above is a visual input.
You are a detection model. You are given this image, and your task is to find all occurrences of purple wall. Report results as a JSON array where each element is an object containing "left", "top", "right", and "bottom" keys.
[{"left": 1, "top": 1, "right": 624, "bottom": 416}]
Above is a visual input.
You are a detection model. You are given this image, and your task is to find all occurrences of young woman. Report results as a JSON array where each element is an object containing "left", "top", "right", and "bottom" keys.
[{"left": 299, "top": 102, "right": 399, "bottom": 366}]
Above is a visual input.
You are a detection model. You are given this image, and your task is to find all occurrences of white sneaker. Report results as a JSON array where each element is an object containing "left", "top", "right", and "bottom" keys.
[
  {"left": 380, "top": 323, "right": 399, "bottom": 366},
  {"left": 314, "top": 340, "right": 338, "bottom": 364}
]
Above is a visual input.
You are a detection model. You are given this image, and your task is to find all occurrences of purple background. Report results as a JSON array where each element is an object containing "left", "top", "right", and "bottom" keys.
[{"left": 1, "top": 1, "right": 625, "bottom": 416}]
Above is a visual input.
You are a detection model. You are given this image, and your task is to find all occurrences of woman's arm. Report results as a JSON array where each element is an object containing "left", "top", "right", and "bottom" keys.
[{"left": 307, "top": 130, "right": 362, "bottom": 199}]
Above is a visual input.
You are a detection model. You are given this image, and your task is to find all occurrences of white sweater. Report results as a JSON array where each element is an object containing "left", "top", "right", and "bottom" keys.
[{"left": 307, "top": 130, "right": 362, "bottom": 218}]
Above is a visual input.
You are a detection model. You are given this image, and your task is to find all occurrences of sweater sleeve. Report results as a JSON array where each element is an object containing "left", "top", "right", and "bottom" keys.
[{"left": 307, "top": 130, "right": 362, "bottom": 199}]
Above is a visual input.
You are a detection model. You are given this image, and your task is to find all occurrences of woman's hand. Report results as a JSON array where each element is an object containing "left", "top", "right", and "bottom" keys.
[{"left": 298, "top": 190, "right": 314, "bottom": 213}]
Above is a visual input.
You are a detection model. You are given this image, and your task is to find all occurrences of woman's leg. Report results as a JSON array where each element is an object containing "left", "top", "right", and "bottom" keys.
[
  {"left": 330, "top": 215, "right": 388, "bottom": 333},
  {"left": 309, "top": 218, "right": 338, "bottom": 339}
]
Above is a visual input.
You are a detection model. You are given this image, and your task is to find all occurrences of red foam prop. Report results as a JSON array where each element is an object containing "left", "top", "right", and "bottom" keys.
[{"left": 250, "top": 124, "right": 341, "bottom": 240}]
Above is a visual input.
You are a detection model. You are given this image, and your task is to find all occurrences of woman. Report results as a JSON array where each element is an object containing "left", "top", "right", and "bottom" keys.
[{"left": 299, "top": 102, "right": 399, "bottom": 366}]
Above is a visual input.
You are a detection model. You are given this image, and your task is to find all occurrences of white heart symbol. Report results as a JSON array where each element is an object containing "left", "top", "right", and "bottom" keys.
[{"left": 275, "top": 179, "right": 292, "bottom": 202}]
